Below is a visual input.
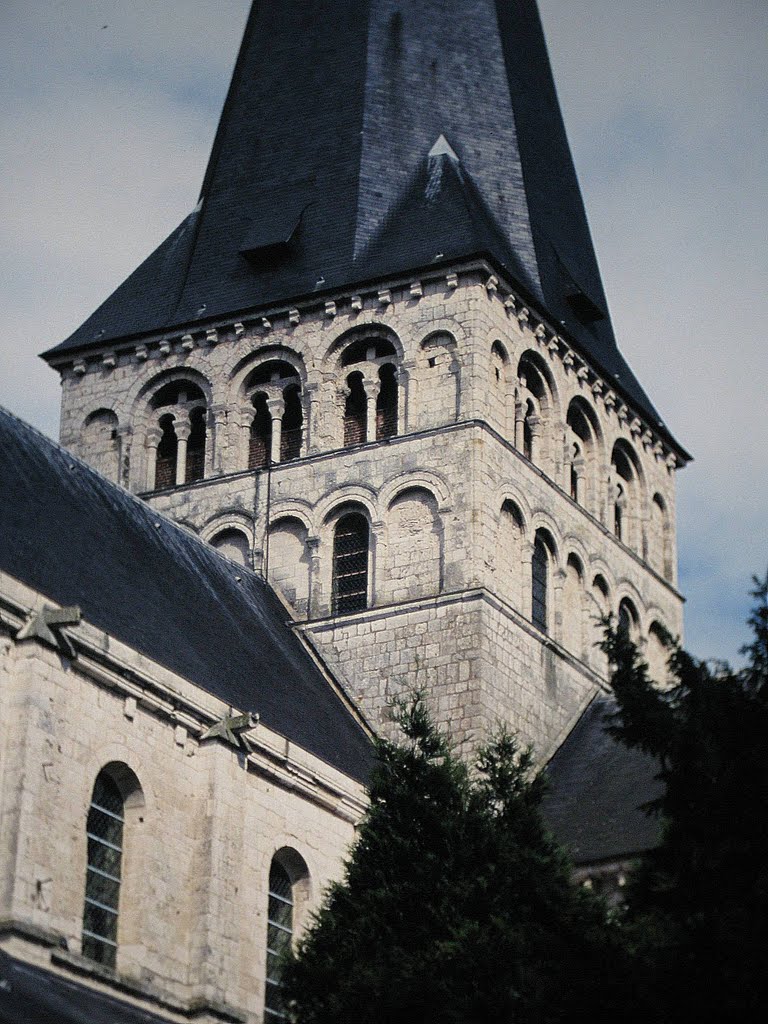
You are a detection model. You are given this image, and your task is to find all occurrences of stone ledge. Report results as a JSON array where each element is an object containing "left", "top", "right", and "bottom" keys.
[{"left": 51, "top": 948, "right": 246, "bottom": 1023}]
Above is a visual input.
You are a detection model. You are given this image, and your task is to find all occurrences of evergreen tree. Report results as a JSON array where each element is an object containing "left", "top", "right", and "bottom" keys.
[
  {"left": 283, "top": 696, "right": 630, "bottom": 1024},
  {"left": 602, "top": 573, "right": 768, "bottom": 1020}
]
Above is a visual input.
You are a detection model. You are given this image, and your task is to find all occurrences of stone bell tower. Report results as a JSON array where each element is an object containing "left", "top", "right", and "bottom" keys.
[{"left": 43, "top": 0, "right": 689, "bottom": 758}]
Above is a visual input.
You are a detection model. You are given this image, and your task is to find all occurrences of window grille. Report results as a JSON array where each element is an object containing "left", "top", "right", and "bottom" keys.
[
  {"left": 82, "top": 772, "right": 124, "bottom": 969},
  {"left": 186, "top": 407, "right": 206, "bottom": 482},
  {"left": 155, "top": 416, "right": 177, "bottom": 490},
  {"left": 333, "top": 513, "right": 369, "bottom": 614},
  {"left": 265, "top": 861, "right": 293, "bottom": 1022},
  {"left": 376, "top": 364, "right": 398, "bottom": 440},
  {"left": 532, "top": 537, "right": 548, "bottom": 633},
  {"left": 343, "top": 375, "right": 366, "bottom": 446}
]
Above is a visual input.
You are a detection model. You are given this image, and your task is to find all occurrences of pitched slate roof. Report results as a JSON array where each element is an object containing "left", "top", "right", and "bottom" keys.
[
  {"left": 42, "top": 0, "right": 683, "bottom": 453},
  {"left": 542, "top": 696, "right": 663, "bottom": 864},
  {"left": 0, "top": 407, "right": 372, "bottom": 783},
  {"left": 0, "top": 950, "right": 168, "bottom": 1024}
]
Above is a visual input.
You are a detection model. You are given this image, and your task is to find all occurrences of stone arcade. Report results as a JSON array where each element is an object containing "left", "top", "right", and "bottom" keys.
[{"left": 0, "top": 1, "right": 688, "bottom": 1021}]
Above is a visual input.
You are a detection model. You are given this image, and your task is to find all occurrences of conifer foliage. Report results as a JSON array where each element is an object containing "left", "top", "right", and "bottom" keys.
[
  {"left": 602, "top": 573, "right": 768, "bottom": 1020},
  {"left": 283, "top": 697, "right": 627, "bottom": 1024}
]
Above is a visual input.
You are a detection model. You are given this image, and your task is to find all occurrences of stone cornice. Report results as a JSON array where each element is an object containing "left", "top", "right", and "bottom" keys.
[{"left": 45, "top": 257, "right": 689, "bottom": 467}]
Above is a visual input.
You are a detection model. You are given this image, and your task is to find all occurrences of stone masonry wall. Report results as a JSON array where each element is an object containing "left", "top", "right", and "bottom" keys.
[
  {"left": 52, "top": 262, "right": 685, "bottom": 755},
  {"left": 0, "top": 579, "right": 364, "bottom": 1023}
]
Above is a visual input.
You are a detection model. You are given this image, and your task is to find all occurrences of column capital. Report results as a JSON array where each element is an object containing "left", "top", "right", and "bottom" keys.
[
  {"left": 363, "top": 378, "right": 381, "bottom": 400},
  {"left": 145, "top": 427, "right": 162, "bottom": 447},
  {"left": 173, "top": 420, "right": 192, "bottom": 442},
  {"left": 266, "top": 396, "right": 286, "bottom": 420}
]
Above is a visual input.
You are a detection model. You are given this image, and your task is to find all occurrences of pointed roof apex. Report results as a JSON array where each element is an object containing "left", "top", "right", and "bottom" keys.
[{"left": 428, "top": 135, "right": 460, "bottom": 162}]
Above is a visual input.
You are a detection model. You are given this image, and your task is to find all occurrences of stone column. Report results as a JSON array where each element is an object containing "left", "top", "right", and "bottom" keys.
[
  {"left": 553, "top": 567, "right": 566, "bottom": 644},
  {"left": 115, "top": 424, "right": 133, "bottom": 488},
  {"left": 572, "top": 456, "right": 586, "bottom": 504},
  {"left": 266, "top": 395, "right": 285, "bottom": 465},
  {"left": 399, "top": 360, "right": 415, "bottom": 433},
  {"left": 528, "top": 414, "right": 541, "bottom": 465},
  {"left": 369, "top": 520, "right": 386, "bottom": 608},
  {"left": 303, "top": 382, "right": 319, "bottom": 454},
  {"left": 520, "top": 541, "right": 534, "bottom": 619},
  {"left": 210, "top": 404, "right": 228, "bottom": 476},
  {"left": 307, "top": 535, "right": 323, "bottom": 618},
  {"left": 238, "top": 403, "right": 254, "bottom": 471},
  {"left": 174, "top": 417, "right": 191, "bottom": 487},
  {"left": 144, "top": 427, "right": 162, "bottom": 491},
  {"left": 363, "top": 377, "right": 380, "bottom": 443},
  {"left": 514, "top": 399, "right": 526, "bottom": 451}
]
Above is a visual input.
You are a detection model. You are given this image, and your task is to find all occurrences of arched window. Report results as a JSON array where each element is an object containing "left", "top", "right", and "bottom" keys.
[
  {"left": 249, "top": 393, "right": 272, "bottom": 470},
  {"left": 337, "top": 333, "right": 400, "bottom": 447},
  {"left": 516, "top": 352, "right": 557, "bottom": 470},
  {"left": 563, "top": 554, "right": 584, "bottom": 655},
  {"left": 650, "top": 493, "right": 672, "bottom": 581},
  {"left": 531, "top": 533, "right": 550, "bottom": 633},
  {"left": 333, "top": 512, "right": 369, "bottom": 614},
  {"left": 149, "top": 379, "right": 208, "bottom": 489},
  {"left": 376, "top": 363, "right": 398, "bottom": 439},
  {"left": 343, "top": 372, "right": 367, "bottom": 446},
  {"left": 244, "top": 360, "right": 304, "bottom": 468},
  {"left": 590, "top": 574, "right": 611, "bottom": 675},
  {"left": 611, "top": 441, "right": 641, "bottom": 549},
  {"left": 618, "top": 597, "right": 638, "bottom": 641},
  {"left": 265, "top": 860, "right": 293, "bottom": 1022},
  {"left": 82, "top": 771, "right": 125, "bottom": 969},
  {"left": 566, "top": 398, "right": 602, "bottom": 513}
]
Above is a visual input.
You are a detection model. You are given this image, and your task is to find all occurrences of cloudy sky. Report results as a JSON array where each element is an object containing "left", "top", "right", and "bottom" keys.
[{"left": 1, "top": 1, "right": 766, "bottom": 665}]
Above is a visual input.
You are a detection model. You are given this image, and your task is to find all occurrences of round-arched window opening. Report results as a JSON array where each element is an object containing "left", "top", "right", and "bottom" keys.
[{"left": 332, "top": 512, "right": 370, "bottom": 615}]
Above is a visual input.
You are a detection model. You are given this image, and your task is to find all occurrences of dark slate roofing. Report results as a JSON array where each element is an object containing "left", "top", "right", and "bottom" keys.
[
  {"left": 0, "top": 950, "right": 167, "bottom": 1024},
  {"left": 542, "top": 696, "right": 663, "bottom": 864},
  {"left": 0, "top": 407, "right": 372, "bottom": 783},
  {"left": 43, "top": 0, "right": 683, "bottom": 452}
]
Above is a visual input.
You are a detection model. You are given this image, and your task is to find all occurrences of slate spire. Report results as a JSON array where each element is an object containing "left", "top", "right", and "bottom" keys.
[{"left": 46, "top": 0, "right": 667, "bottom": 432}]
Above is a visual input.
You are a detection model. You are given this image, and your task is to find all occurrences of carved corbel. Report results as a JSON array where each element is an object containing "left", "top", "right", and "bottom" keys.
[
  {"left": 16, "top": 605, "right": 82, "bottom": 658},
  {"left": 200, "top": 711, "right": 260, "bottom": 751}
]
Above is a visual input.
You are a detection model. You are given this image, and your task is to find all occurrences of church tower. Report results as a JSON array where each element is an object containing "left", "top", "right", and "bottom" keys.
[{"left": 43, "top": 0, "right": 689, "bottom": 757}]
